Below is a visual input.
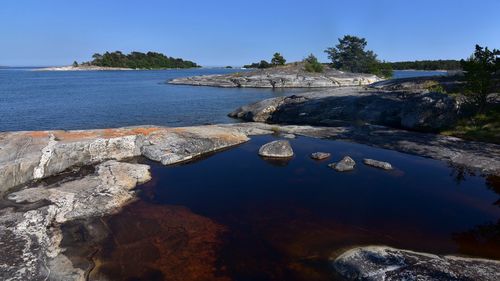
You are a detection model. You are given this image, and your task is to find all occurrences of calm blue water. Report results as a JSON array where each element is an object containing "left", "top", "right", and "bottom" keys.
[
  {"left": 392, "top": 70, "right": 447, "bottom": 79},
  {"left": 0, "top": 68, "right": 445, "bottom": 132},
  {"left": 0, "top": 68, "right": 309, "bottom": 132}
]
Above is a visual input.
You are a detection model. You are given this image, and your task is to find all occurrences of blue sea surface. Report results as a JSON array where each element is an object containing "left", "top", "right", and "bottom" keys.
[{"left": 0, "top": 68, "right": 446, "bottom": 132}]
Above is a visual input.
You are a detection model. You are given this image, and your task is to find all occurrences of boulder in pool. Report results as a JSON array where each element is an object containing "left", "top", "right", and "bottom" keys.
[
  {"left": 258, "top": 140, "right": 294, "bottom": 158},
  {"left": 310, "top": 152, "right": 331, "bottom": 160},
  {"left": 363, "top": 158, "right": 393, "bottom": 170},
  {"left": 329, "top": 156, "right": 356, "bottom": 171}
]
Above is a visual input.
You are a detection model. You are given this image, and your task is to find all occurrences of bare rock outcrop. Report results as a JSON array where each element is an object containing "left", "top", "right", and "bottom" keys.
[
  {"left": 333, "top": 246, "right": 500, "bottom": 281},
  {"left": 169, "top": 64, "right": 380, "bottom": 88},
  {"left": 0, "top": 126, "right": 249, "bottom": 194},
  {"left": 229, "top": 87, "right": 460, "bottom": 132},
  {"left": 1, "top": 161, "right": 151, "bottom": 281}
]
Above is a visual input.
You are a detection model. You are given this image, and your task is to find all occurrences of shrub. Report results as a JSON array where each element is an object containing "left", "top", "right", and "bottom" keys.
[{"left": 304, "top": 54, "right": 324, "bottom": 73}]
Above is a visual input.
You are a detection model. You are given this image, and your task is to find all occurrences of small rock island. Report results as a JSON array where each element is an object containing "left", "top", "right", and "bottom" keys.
[{"left": 169, "top": 62, "right": 381, "bottom": 88}]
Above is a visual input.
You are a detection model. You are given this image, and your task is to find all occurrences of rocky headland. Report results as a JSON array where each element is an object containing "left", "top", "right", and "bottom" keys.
[
  {"left": 1, "top": 122, "right": 500, "bottom": 280},
  {"left": 169, "top": 63, "right": 381, "bottom": 88},
  {"left": 229, "top": 77, "right": 465, "bottom": 132}
]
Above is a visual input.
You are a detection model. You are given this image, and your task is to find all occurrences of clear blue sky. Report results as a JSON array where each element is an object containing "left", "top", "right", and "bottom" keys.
[{"left": 1, "top": 0, "right": 499, "bottom": 66}]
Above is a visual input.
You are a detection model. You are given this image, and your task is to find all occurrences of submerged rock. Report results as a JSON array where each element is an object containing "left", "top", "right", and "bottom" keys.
[
  {"left": 258, "top": 140, "right": 294, "bottom": 158},
  {"left": 329, "top": 156, "right": 356, "bottom": 171},
  {"left": 333, "top": 246, "right": 500, "bottom": 281},
  {"left": 363, "top": 158, "right": 393, "bottom": 170},
  {"left": 310, "top": 152, "right": 331, "bottom": 160}
]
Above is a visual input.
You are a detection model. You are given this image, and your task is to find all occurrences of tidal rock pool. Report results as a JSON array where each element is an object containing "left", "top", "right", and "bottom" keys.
[{"left": 82, "top": 135, "right": 499, "bottom": 281}]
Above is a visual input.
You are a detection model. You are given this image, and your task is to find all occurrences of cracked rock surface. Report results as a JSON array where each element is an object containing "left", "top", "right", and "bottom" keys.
[
  {"left": 169, "top": 64, "right": 380, "bottom": 88},
  {"left": 1, "top": 123, "right": 499, "bottom": 280},
  {"left": 0, "top": 160, "right": 151, "bottom": 281},
  {"left": 333, "top": 246, "right": 500, "bottom": 281}
]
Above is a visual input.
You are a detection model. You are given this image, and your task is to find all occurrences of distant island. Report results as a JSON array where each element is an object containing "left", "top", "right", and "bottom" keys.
[
  {"left": 38, "top": 51, "right": 199, "bottom": 71},
  {"left": 387, "top": 60, "right": 461, "bottom": 70}
]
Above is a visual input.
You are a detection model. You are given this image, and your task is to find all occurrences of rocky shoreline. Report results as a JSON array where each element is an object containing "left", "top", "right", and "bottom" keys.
[
  {"left": 229, "top": 85, "right": 461, "bottom": 132},
  {"left": 169, "top": 63, "right": 381, "bottom": 88},
  {"left": 1, "top": 123, "right": 499, "bottom": 280}
]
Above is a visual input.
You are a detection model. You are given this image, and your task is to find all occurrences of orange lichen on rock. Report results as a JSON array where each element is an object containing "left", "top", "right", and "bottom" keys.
[{"left": 23, "top": 131, "right": 50, "bottom": 138}]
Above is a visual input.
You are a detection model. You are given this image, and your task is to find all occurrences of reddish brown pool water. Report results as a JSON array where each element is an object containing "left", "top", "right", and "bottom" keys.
[{"left": 90, "top": 135, "right": 500, "bottom": 281}]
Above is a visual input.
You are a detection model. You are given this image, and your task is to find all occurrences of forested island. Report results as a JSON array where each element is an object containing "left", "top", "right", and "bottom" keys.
[
  {"left": 387, "top": 60, "right": 461, "bottom": 70},
  {"left": 79, "top": 51, "right": 199, "bottom": 69}
]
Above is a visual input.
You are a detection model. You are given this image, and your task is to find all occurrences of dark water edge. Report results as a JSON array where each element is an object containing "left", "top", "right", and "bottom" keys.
[{"left": 65, "top": 135, "right": 500, "bottom": 281}]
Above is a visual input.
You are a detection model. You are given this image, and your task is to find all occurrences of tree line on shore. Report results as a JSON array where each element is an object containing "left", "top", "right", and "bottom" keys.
[
  {"left": 243, "top": 35, "right": 394, "bottom": 77},
  {"left": 388, "top": 60, "right": 461, "bottom": 70},
  {"left": 74, "top": 51, "right": 199, "bottom": 69},
  {"left": 243, "top": 35, "right": 469, "bottom": 78}
]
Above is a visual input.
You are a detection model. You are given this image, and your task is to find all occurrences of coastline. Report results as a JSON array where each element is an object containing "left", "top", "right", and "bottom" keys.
[{"left": 34, "top": 65, "right": 202, "bottom": 71}]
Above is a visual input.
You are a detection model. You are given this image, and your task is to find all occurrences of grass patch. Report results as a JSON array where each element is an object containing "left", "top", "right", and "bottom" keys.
[{"left": 442, "top": 106, "right": 500, "bottom": 144}]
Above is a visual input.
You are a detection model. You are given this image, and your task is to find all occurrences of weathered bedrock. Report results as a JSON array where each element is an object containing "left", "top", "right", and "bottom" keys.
[
  {"left": 0, "top": 126, "right": 249, "bottom": 194},
  {"left": 0, "top": 125, "right": 250, "bottom": 281},
  {"left": 229, "top": 86, "right": 461, "bottom": 132},
  {"left": 1, "top": 123, "right": 500, "bottom": 280},
  {"left": 333, "top": 246, "right": 500, "bottom": 281},
  {"left": 0, "top": 160, "right": 152, "bottom": 281},
  {"left": 169, "top": 64, "right": 380, "bottom": 88}
]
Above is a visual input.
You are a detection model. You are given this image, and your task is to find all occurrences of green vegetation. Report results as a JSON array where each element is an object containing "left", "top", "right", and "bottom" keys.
[
  {"left": 442, "top": 44, "right": 499, "bottom": 143},
  {"left": 443, "top": 107, "right": 500, "bottom": 144},
  {"left": 388, "top": 60, "right": 461, "bottom": 70},
  {"left": 460, "top": 45, "right": 500, "bottom": 112},
  {"left": 243, "top": 60, "right": 271, "bottom": 69},
  {"left": 271, "top": 52, "right": 286, "bottom": 66},
  {"left": 72, "top": 61, "right": 78, "bottom": 67},
  {"left": 303, "top": 54, "right": 324, "bottom": 73},
  {"left": 244, "top": 53, "right": 287, "bottom": 69},
  {"left": 83, "top": 51, "right": 198, "bottom": 69},
  {"left": 324, "top": 35, "right": 392, "bottom": 78}
]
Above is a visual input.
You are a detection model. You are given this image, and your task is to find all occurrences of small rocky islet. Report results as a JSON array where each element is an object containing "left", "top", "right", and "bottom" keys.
[{"left": 1, "top": 67, "right": 500, "bottom": 280}]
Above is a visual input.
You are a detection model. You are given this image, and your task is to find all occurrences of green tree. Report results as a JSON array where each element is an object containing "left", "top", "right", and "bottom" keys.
[
  {"left": 258, "top": 60, "right": 271, "bottom": 69},
  {"left": 325, "top": 35, "right": 391, "bottom": 77},
  {"left": 72, "top": 61, "right": 78, "bottom": 67},
  {"left": 461, "top": 44, "right": 500, "bottom": 112},
  {"left": 369, "top": 61, "right": 393, "bottom": 78},
  {"left": 271, "top": 52, "right": 286, "bottom": 66},
  {"left": 303, "top": 54, "right": 324, "bottom": 73},
  {"left": 86, "top": 51, "right": 198, "bottom": 69}
]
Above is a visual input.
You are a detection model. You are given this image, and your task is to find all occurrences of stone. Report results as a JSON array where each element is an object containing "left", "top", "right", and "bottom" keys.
[
  {"left": 329, "top": 156, "right": 356, "bottom": 171},
  {"left": 229, "top": 85, "right": 460, "bottom": 132},
  {"left": 1, "top": 160, "right": 151, "bottom": 281},
  {"left": 363, "top": 158, "right": 393, "bottom": 170},
  {"left": 140, "top": 126, "right": 249, "bottom": 165},
  {"left": 333, "top": 246, "right": 500, "bottom": 281},
  {"left": 169, "top": 63, "right": 380, "bottom": 88},
  {"left": 282, "top": 133, "right": 296, "bottom": 139},
  {"left": 0, "top": 126, "right": 249, "bottom": 194},
  {"left": 310, "top": 152, "right": 331, "bottom": 160},
  {"left": 258, "top": 140, "right": 294, "bottom": 158}
]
